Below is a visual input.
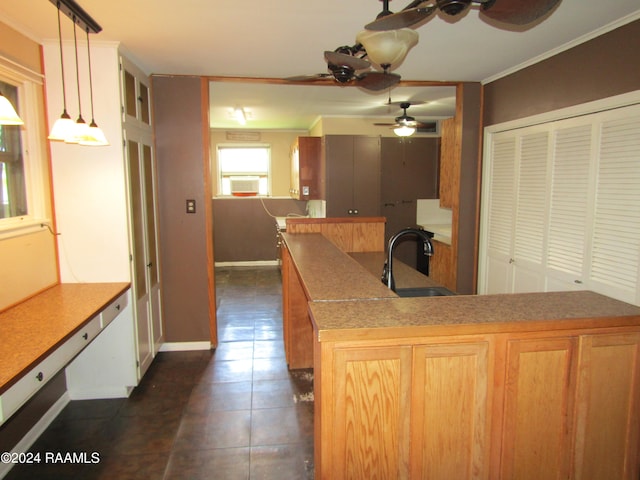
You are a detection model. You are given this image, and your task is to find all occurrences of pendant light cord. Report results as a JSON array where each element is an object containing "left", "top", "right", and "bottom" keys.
[
  {"left": 85, "top": 28, "right": 96, "bottom": 125},
  {"left": 56, "top": 3, "right": 68, "bottom": 113},
  {"left": 72, "top": 15, "right": 84, "bottom": 122}
]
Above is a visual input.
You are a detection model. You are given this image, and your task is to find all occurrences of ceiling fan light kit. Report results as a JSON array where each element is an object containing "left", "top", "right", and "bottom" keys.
[{"left": 355, "top": 28, "right": 418, "bottom": 67}]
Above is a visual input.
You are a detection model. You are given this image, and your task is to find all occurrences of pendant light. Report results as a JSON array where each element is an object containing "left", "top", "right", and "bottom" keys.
[
  {"left": 48, "top": 2, "right": 74, "bottom": 140},
  {"left": 65, "top": 15, "right": 90, "bottom": 144},
  {"left": 79, "top": 26, "right": 108, "bottom": 146},
  {"left": 355, "top": 28, "right": 418, "bottom": 67},
  {"left": 0, "top": 92, "right": 24, "bottom": 125}
]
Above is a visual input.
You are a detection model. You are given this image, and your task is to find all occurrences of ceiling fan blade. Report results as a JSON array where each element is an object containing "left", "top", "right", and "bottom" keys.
[
  {"left": 365, "top": 4, "right": 437, "bottom": 31},
  {"left": 480, "top": 0, "right": 561, "bottom": 25},
  {"left": 284, "top": 73, "right": 331, "bottom": 82},
  {"left": 373, "top": 122, "right": 397, "bottom": 126},
  {"left": 356, "top": 72, "right": 401, "bottom": 91},
  {"left": 324, "top": 51, "right": 370, "bottom": 71}
]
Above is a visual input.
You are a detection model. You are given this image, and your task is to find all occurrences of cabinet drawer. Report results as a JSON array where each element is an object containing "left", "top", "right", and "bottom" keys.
[
  {"left": 100, "top": 292, "right": 128, "bottom": 328},
  {"left": 0, "top": 316, "right": 101, "bottom": 422}
]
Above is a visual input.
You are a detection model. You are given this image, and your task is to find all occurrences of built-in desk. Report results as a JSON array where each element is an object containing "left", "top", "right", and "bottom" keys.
[{"left": 0, "top": 283, "right": 130, "bottom": 425}]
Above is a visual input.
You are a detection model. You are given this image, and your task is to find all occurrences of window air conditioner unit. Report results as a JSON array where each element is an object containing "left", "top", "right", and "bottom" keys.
[{"left": 230, "top": 176, "right": 259, "bottom": 196}]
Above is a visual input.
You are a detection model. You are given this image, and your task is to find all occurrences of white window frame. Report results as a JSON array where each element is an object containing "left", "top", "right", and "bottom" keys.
[
  {"left": 217, "top": 144, "right": 271, "bottom": 197},
  {"left": 0, "top": 55, "right": 49, "bottom": 239}
]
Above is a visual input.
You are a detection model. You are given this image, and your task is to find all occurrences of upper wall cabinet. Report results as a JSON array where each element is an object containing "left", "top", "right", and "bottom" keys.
[
  {"left": 324, "top": 135, "right": 381, "bottom": 217},
  {"left": 290, "top": 136, "right": 323, "bottom": 200},
  {"left": 479, "top": 102, "right": 640, "bottom": 306},
  {"left": 122, "top": 58, "right": 151, "bottom": 127}
]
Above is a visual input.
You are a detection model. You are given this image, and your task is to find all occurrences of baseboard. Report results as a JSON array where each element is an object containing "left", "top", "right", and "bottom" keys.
[
  {"left": 214, "top": 260, "right": 279, "bottom": 267},
  {"left": 0, "top": 393, "right": 70, "bottom": 479},
  {"left": 159, "top": 341, "right": 212, "bottom": 352},
  {"left": 67, "top": 386, "right": 133, "bottom": 401}
]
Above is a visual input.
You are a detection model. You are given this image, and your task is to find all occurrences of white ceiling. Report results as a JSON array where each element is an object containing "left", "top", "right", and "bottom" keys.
[{"left": 1, "top": 0, "right": 639, "bottom": 130}]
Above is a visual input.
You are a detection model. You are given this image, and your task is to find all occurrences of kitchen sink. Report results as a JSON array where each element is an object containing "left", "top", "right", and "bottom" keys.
[{"left": 393, "top": 286, "right": 456, "bottom": 297}]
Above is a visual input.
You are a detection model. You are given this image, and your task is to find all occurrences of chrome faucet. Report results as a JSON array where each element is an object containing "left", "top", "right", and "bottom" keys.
[{"left": 381, "top": 227, "right": 434, "bottom": 291}]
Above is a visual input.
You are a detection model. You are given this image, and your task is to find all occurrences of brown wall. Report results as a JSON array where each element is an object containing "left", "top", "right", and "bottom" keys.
[
  {"left": 213, "top": 198, "right": 306, "bottom": 263},
  {"left": 153, "top": 75, "right": 212, "bottom": 343},
  {"left": 484, "top": 19, "right": 640, "bottom": 126},
  {"left": 457, "top": 82, "right": 482, "bottom": 294}
]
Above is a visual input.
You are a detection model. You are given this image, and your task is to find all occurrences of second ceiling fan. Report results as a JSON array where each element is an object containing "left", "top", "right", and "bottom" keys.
[{"left": 365, "top": 0, "right": 562, "bottom": 31}]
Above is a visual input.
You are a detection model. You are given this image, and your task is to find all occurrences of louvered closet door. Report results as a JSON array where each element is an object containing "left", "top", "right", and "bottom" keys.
[
  {"left": 545, "top": 122, "right": 594, "bottom": 291},
  {"left": 483, "top": 134, "right": 516, "bottom": 294},
  {"left": 589, "top": 110, "right": 640, "bottom": 303},
  {"left": 512, "top": 129, "right": 550, "bottom": 292}
]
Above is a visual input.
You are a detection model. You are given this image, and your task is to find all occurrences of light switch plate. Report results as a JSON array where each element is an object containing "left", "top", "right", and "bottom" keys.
[{"left": 186, "top": 199, "right": 196, "bottom": 213}]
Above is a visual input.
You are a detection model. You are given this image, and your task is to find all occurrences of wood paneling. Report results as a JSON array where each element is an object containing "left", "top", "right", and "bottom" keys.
[
  {"left": 286, "top": 217, "right": 386, "bottom": 253},
  {"left": 574, "top": 333, "right": 640, "bottom": 480},
  {"left": 411, "top": 341, "right": 491, "bottom": 479},
  {"left": 499, "top": 337, "right": 577, "bottom": 480},
  {"left": 332, "top": 346, "right": 412, "bottom": 479}
]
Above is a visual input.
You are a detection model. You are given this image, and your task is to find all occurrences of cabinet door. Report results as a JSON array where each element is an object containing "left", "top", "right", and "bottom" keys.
[
  {"left": 439, "top": 117, "right": 459, "bottom": 209},
  {"left": 325, "top": 135, "right": 355, "bottom": 217},
  {"left": 411, "top": 341, "right": 491, "bottom": 480},
  {"left": 290, "top": 137, "right": 322, "bottom": 200},
  {"left": 352, "top": 136, "right": 380, "bottom": 217},
  {"left": 121, "top": 57, "right": 151, "bottom": 126},
  {"left": 332, "top": 346, "right": 412, "bottom": 479},
  {"left": 325, "top": 135, "right": 381, "bottom": 217},
  {"left": 499, "top": 337, "right": 577, "bottom": 480},
  {"left": 574, "top": 333, "right": 640, "bottom": 480}
]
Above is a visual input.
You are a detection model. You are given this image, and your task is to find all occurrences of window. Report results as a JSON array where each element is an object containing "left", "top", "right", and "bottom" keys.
[
  {"left": 0, "top": 59, "right": 49, "bottom": 236},
  {"left": 0, "top": 81, "right": 27, "bottom": 219},
  {"left": 218, "top": 145, "right": 270, "bottom": 196}
]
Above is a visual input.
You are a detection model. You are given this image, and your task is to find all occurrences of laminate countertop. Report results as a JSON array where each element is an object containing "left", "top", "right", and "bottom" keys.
[
  {"left": 282, "top": 232, "right": 640, "bottom": 342},
  {"left": 0, "top": 282, "right": 130, "bottom": 393}
]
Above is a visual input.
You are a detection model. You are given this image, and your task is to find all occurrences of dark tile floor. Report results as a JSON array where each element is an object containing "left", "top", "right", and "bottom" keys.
[{"left": 5, "top": 266, "right": 314, "bottom": 480}]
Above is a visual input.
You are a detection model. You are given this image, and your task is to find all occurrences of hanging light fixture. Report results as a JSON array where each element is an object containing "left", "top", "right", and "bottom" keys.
[
  {"left": 0, "top": 92, "right": 24, "bottom": 125},
  {"left": 48, "top": 2, "right": 74, "bottom": 140},
  {"left": 394, "top": 124, "right": 416, "bottom": 137},
  {"left": 64, "top": 15, "right": 91, "bottom": 144},
  {"left": 47, "top": 0, "right": 103, "bottom": 144},
  {"left": 356, "top": 28, "right": 418, "bottom": 68},
  {"left": 78, "top": 26, "right": 108, "bottom": 145}
]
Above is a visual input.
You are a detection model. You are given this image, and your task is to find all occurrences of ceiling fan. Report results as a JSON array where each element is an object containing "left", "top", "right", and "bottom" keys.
[
  {"left": 365, "top": 0, "right": 562, "bottom": 31},
  {"left": 285, "top": 45, "right": 401, "bottom": 91},
  {"left": 374, "top": 102, "right": 436, "bottom": 136}
]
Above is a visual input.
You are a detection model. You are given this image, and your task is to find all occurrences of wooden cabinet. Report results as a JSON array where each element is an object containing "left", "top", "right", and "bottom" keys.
[
  {"left": 315, "top": 329, "right": 640, "bottom": 479},
  {"left": 573, "top": 333, "right": 640, "bottom": 480},
  {"left": 429, "top": 239, "right": 455, "bottom": 291},
  {"left": 330, "top": 346, "right": 413, "bottom": 478},
  {"left": 285, "top": 217, "right": 386, "bottom": 253},
  {"left": 290, "top": 136, "right": 323, "bottom": 200},
  {"left": 439, "top": 116, "right": 460, "bottom": 209},
  {"left": 324, "top": 135, "right": 381, "bottom": 217},
  {"left": 499, "top": 337, "right": 577, "bottom": 480}
]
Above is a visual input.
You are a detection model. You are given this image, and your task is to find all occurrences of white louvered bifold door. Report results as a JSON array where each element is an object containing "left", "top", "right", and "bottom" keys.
[
  {"left": 545, "top": 122, "right": 594, "bottom": 291},
  {"left": 482, "top": 134, "right": 516, "bottom": 294},
  {"left": 589, "top": 111, "right": 640, "bottom": 303},
  {"left": 480, "top": 102, "right": 640, "bottom": 305},
  {"left": 512, "top": 129, "right": 550, "bottom": 292}
]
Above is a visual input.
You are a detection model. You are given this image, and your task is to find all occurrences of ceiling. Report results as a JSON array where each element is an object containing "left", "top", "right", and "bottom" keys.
[{"left": 1, "top": 0, "right": 639, "bottom": 130}]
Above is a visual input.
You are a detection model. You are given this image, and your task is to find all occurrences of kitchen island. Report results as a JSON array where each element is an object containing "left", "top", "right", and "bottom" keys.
[{"left": 281, "top": 232, "right": 640, "bottom": 480}]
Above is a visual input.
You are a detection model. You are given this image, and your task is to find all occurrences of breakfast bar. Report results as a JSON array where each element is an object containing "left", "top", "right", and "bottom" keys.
[{"left": 281, "top": 231, "right": 640, "bottom": 480}]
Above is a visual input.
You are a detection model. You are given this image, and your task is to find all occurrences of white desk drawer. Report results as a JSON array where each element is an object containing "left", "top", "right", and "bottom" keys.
[
  {"left": 100, "top": 292, "right": 128, "bottom": 328},
  {"left": 0, "top": 316, "right": 101, "bottom": 421}
]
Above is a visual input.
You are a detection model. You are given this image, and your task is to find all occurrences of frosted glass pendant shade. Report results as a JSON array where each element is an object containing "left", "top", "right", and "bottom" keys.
[
  {"left": 79, "top": 122, "right": 109, "bottom": 146},
  {"left": 48, "top": 111, "right": 75, "bottom": 140},
  {"left": 0, "top": 93, "right": 24, "bottom": 125},
  {"left": 394, "top": 125, "right": 416, "bottom": 137},
  {"left": 356, "top": 28, "right": 418, "bottom": 67}
]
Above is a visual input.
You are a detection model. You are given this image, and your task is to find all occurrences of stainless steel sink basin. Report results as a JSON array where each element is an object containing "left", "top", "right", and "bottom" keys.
[{"left": 393, "top": 286, "right": 455, "bottom": 297}]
